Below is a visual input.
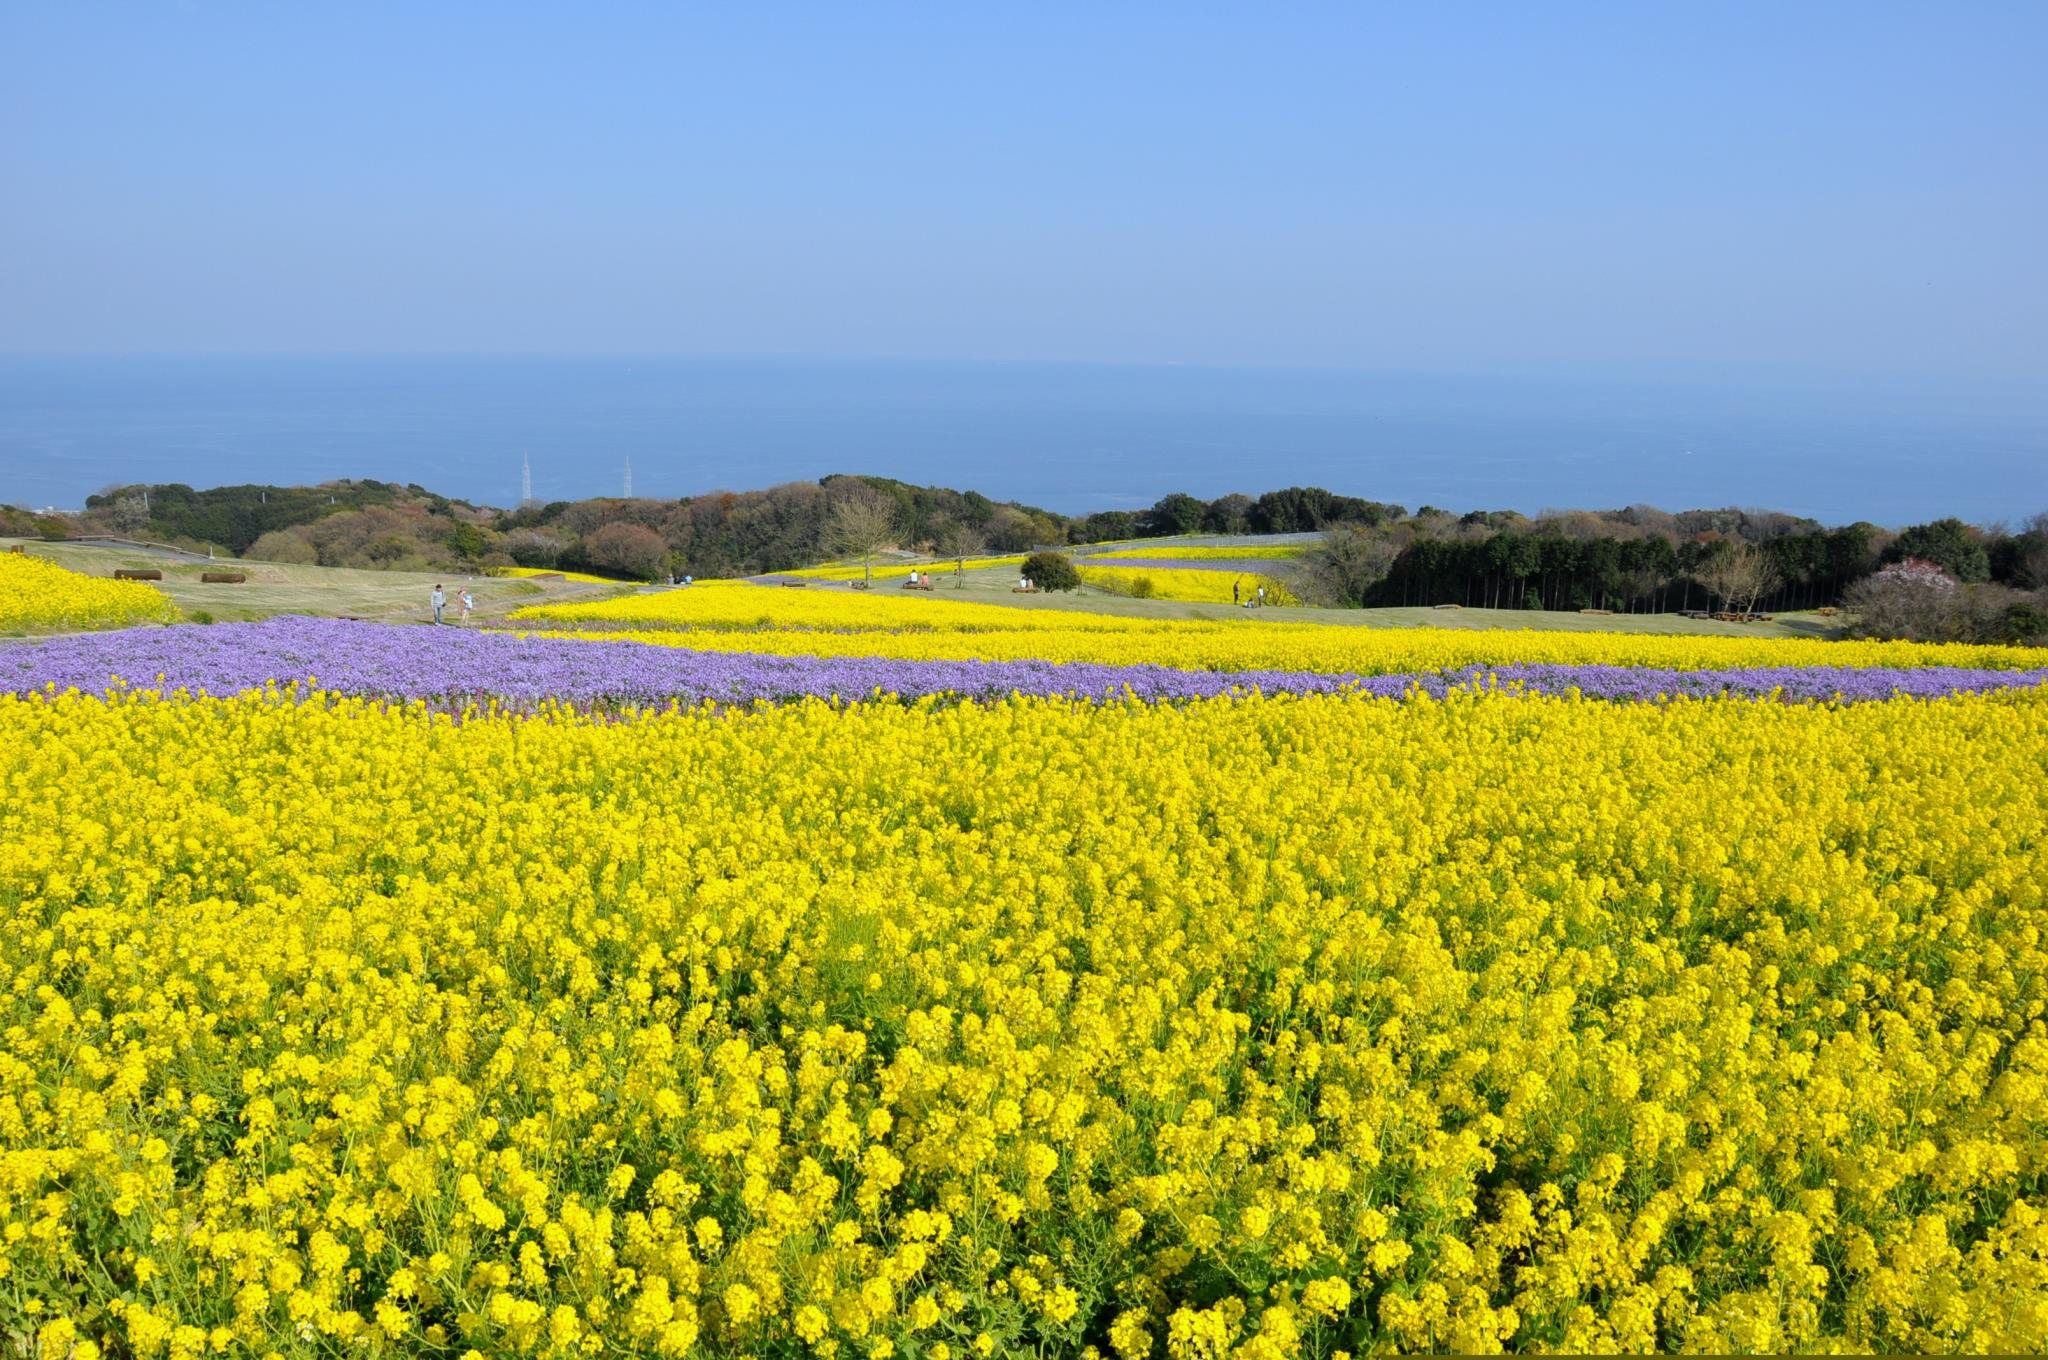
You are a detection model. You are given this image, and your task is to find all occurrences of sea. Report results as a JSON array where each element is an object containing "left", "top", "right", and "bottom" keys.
[{"left": 1, "top": 355, "right": 2041, "bottom": 526}]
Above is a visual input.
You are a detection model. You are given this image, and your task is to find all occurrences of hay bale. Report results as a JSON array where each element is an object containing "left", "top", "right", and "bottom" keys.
[
  {"left": 200, "top": 572, "right": 246, "bottom": 584},
  {"left": 114, "top": 568, "right": 163, "bottom": 581}
]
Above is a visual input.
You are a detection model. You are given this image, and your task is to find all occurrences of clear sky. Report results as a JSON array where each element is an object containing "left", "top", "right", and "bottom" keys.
[{"left": 3, "top": 2, "right": 2043, "bottom": 386}]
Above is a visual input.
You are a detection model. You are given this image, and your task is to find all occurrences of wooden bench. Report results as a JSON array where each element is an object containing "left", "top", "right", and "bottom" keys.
[
  {"left": 902, "top": 581, "right": 935, "bottom": 591},
  {"left": 783, "top": 580, "right": 810, "bottom": 587},
  {"left": 1011, "top": 585, "right": 1040, "bottom": 594},
  {"left": 114, "top": 568, "right": 163, "bottom": 581},
  {"left": 200, "top": 572, "right": 246, "bottom": 584}
]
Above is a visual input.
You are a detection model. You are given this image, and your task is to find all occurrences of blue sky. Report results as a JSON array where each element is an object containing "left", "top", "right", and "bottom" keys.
[{"left": 3, "top": 3, "right": 2043, "bottom": 384}]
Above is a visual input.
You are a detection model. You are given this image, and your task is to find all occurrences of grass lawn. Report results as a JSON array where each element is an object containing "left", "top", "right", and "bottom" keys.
[
  {"left": 2, "top": 540, "right": 633, "bottom": 628},
  {"left": 851, "top": 561, "right": 1849, "bottom": 639}
]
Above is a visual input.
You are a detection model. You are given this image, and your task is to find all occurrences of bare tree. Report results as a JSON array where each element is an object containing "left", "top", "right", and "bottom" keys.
[
  {"left": 1301, "top": 525, "right": 1401, "bottom": 607},
  {"left": 2019, "top": 511, "right": 2048, "bottom": 590},
  {"left": 1698, "top": 542, "right": 1780, "bottom": 615},
  {"left": 933, "top": 518, "right": 987, "bottom": 584},
  {"left": 826, "top": 496, "right": 899, "bottom": 587}
]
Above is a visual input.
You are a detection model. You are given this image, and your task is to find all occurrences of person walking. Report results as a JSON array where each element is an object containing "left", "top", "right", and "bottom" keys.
[
  {"left": 431, "top": 583, "right": 445, "bottom": 625},
  {"left": 459, "top": 587, "right": 474, "bottom": 624},
  {"left": 1256, "top": 584, "right": 1267, "bottom": 607},
  {"left": 1233, "top": 578, "right": 1241, "bottom": 604}
]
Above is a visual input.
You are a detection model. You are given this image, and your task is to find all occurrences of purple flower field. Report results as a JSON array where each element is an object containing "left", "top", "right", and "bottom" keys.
[{"left": 3, "top": 617, "right": 2044, "bottom": 708}]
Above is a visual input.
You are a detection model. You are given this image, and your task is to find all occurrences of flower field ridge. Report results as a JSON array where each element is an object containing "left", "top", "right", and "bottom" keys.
[{"left": 6, "top": 616, "right": 2047, "bottom": 707}]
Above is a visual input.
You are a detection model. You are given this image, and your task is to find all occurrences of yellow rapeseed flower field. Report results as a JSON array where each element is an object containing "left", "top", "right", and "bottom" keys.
[
  {"left": 776, "top": 556, "right": 1030, "bottom": 582},
  {"left": 1077, "top": 567, "right": 1300, "bottom": 607},
  {"left": 4, "top": 686, "right": 2045, "bottom": 1356},
  {"left": 0, "top": 551, "right": 181, "bottom": 632},
  {"left": 512, "top": 585, "right": 2043, "bottom": 673},
  {"left": 1083, "top": 546, "right": 1305, "bottom": 562},
  {"left": 486, "top": 567, "right": 634, "bottom": 585}
]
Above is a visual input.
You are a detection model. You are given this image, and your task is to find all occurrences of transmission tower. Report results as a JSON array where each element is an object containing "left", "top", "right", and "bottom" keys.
[
  {"left": 521, "top": 454, "right": 533, "bottom": 506},
  {"left": 623, "top": 456, "right": 633, "bottom": 498}
]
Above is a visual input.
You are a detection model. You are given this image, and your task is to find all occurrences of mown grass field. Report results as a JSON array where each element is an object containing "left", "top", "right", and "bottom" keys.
[{"left": 0, "top": 540, "right": 628, "bottom": 630}]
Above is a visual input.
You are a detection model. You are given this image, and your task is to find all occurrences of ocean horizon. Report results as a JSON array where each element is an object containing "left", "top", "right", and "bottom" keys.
[{"left": 2, "top": 354, "right": 2041, "bottom": 527}]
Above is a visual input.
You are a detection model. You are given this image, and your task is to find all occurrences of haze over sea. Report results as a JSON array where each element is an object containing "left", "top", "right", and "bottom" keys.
[{"left": 2, "top": 355, "right": 2041, "bottom": 528}]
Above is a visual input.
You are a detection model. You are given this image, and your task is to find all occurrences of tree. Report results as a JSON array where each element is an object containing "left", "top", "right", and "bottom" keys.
[
  {"left": 447, "top": 521, "right": 491, "bottom": 564},
  {"left": 1698, "top": 542, "right": 1780, "bottom": 615},
  {"left": 584, "top": 522, "right": 669, "bottom": 580},
  {"left": 1140, "top": 493, "right": 1205, "bottom": 538},
  {"left": 1079, "top": 510, "right": 1139, "bottom": 543},
  {"left": 247, "top": 527, "right": 319, "bottom": 564},
  {"left": 931, "top": 517, "right": 986, "bottom": 560},
  {"left": 1250, "top": 487, "right": 1339, "bottom": 534},
  {"left": 1300, "top": 526, "right": 1400, "bottom": 607},
  {"left": 825, "top": 496, "right": 899, "bottom": 586},
  {"left": 983, "top": 506, "right": 1038, "bottom": 552},
  {"left": 502, "top": 528, "right": 565, "bottom": 568},
  {"left": 106, "top": 494, "right": 152, "bottom": 534},
  {"left": 1888, "top": 518, "right": 1990, "bottom": 582},
  {"left": 1021, "top": 550, "right": 1079, "bottom": 591},
  {"left": 1200, "top": 494, "right": 1254, "bottom": 535},
  {"left": 2006, "top": 512, "right": 2048, "bottom": 589},
  {"left": 934, "top": 519, "right": 986, "bottom": 583},
  {"left": 1845, "top": 559, "right": 1966, "bottom": 641}
]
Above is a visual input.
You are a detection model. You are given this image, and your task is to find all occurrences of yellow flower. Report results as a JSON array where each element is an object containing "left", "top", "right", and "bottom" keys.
[
  {"left": 0, "top": 551, "right": 181, "bottom": 631},
  {"left": 2, "top": 678, "right": 2043, "bottom": 1355}
]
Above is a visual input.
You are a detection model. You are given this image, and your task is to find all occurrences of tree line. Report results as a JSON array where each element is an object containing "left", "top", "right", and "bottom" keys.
[{"left": 25, "top": 479, "right": 2046, "bottom": 637}]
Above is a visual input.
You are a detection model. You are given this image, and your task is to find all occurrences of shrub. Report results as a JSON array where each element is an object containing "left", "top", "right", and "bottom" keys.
[
  {"left": 1998, "top": 600, "right": 2048, "bottom": 646},
  {"left": 1021, "top": 550, "right": 1079, "bottom": 592}
]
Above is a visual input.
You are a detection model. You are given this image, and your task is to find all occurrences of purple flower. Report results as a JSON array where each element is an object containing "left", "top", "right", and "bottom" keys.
[{"left": 3, "top": 617, "right": 2043, "bottom": 709}]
